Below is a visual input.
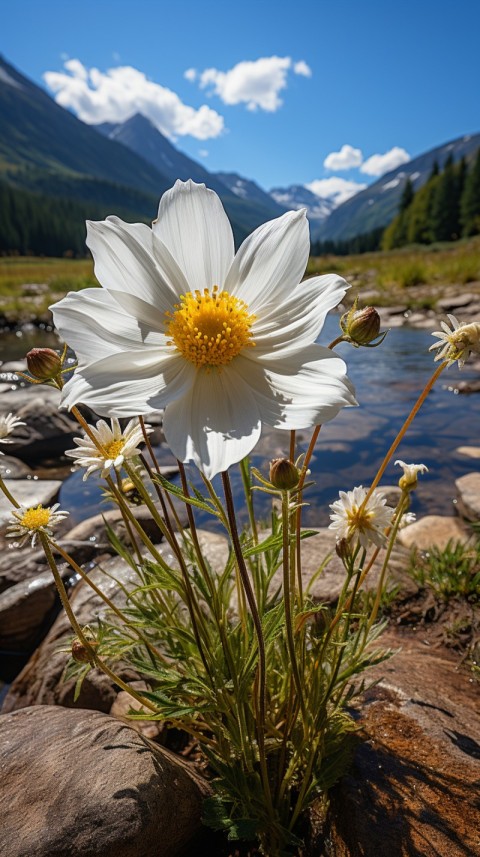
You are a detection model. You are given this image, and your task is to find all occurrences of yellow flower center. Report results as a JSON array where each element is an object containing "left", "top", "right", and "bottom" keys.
[
  {"left": 20, "top": 505, "right": 51, "bottom": 529},
  {"left": 166, "top": 286, "right": 256, "bottom": 368},
  {"left": 347, "top": 506, "right": 374, "bottom": 535},
  {"left": 105, "top": 439, "right": 125, "bottom": 460}
]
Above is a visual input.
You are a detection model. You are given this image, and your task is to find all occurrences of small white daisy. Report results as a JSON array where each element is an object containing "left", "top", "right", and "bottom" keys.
[
  {"left": 0, "top": 412, "right": 26, "bottom": 453},
  {"left": 6, "top": 503, "right": 69, "bottom": 547},
  {"left": 66, "top": 417, "right": 151, "bottom": 480},
  {"left": 329, "top": 485, "right": 393, "bottom": 550},
  {"left": 395, "top": 459, "right": 428, "bottom": 491},
  {"left": 429, "top": 314, "right": 480, "bottom": 369}
]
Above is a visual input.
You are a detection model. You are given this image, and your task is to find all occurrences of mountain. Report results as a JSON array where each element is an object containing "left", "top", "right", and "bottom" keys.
[
  {"left": 269, "top": 184, "right": 335, "bottom": 226},
  {"left": 95, "top": 114, "right": 288, "bottom": 235},
  {"left": 0, "top": 56, "right": 282, "bottom": 246},
  {"left": 0, "top": 55, "right": 171, "bottom": 223},
  {"left": 95, "top": 113, "right": 230, "bottom": 196},
  {"left": 314, "top": 133, "right": 480, "bottom": 242},
  {"left": 214, "top": 172, "right": 287, "bottom": 220}
]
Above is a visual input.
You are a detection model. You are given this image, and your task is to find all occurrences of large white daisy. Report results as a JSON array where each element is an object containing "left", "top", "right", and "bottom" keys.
[{"left": 51, "top": 180, "right": 356, "bottom": 479}]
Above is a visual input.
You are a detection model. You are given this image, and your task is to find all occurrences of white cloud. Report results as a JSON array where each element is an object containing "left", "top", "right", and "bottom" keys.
[
  {"left": 43, "top": 60, "right": 225, "bottom": 141},
  {"left": 361, "top": 146, "right": 410, "bottom": 177},
  {"left": 197, "top": 56, "right": 304, "bottom": 112},
  {"left": 324, "top": 144, "right": 363, "bottom": 171},
  {"left": 198, "top": 149, "right": 208, "bottom": 158},
  {"left": 184, "top": 68, "right": 197, "bottom": 82},
  {"left": 306, "top": 177, "right": 367, "bottom": 206},
  {"left": 293, "top": 60, "right": 312, "bottom": 77}
]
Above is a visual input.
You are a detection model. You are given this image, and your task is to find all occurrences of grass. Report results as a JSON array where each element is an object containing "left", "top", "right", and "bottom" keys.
[
  {"left": 1, "top": 235, "right": 480, "bottom": 322},
  {"left": 307, "top": 235, "right": 480, "bottom": 307},
  {"left": 409, "top": 538, "right": 480, "bottom": 601},
  {"left": 0, "top": 257, "right": 97, "bottom": 320}
]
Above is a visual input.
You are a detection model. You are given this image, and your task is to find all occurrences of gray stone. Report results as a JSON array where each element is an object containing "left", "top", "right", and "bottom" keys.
[
  {"left": 0, "top": 566, "right": 70, "bottom": 650},
  {"left": 437, "top": 292, "right": 478, "bottom": 311},
  {"left": 0, "top": 705, "right": 210, "bottom": 857},
  {"left": 455, "top": 472, "right": 480, "bottom": 521},
  {"left": 0, "top": 543, "right": 46, "bottom": 593},
  {"left": 3, "top": 388, "right": 78, "bottom": 461},
  {"left": 0, "top": 455, "right": 33, "bottom": 479}
]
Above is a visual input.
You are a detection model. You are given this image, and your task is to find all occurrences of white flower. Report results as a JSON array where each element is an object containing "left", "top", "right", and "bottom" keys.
[
  {"left": 429, "top": 314, "right": 480, "bottom": 368},
  {"left": 0, "top": 412, "right": 25, "bottom": 453},
  {"left": 395, "top": 459, "right": 428, "bottom": 491},
  {"left": 329, "top": 485, "right": 393, "bottom": 549},
  {"left": 6, "top": 503, "right": 69, "bottom": 547},
  {"left": 399, "top": 511, "right": 416, "bottom": 529},
  {"left": 66, "top": 417, "right": 150, "bottom": 480},
  {"left": 51, "top": 180, "right": 356, "bottom": 479}
]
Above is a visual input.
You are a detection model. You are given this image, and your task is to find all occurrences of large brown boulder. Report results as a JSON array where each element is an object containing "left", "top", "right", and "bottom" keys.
[
  {"left": 327, "top": 633, "right": 480, "bottom": 856},
  {"left": 0, "top": 705, "right": 210, "bottom": 857}
]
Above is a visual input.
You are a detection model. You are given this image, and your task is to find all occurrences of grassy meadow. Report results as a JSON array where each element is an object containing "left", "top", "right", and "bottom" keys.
[
  {"left": 307, "top": 234, "right": 480, "bottom": 308},
  {"left": 0, "top": 235, "right": 479, "bottom": 322}
]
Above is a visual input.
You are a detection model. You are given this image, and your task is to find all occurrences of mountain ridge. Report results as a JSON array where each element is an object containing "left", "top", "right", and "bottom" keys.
[{"left": 313, "top": 133, "right": 480, "bottom": 241}]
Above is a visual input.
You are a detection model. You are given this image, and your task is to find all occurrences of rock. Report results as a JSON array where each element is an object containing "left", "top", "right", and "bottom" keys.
[
  {"left": 1, "top": 555, "right": 142, "bottom": 713},
  {"left": 0, "top": 479, "right": 63, "bottom": 528},
  {"left": 0, "top": 455, "right": 33, "bottom": 479},
  {"left": 0, "top": 567, "right": 69, "bottom": 651},
  {"left": 455, "top": 379, "right": 480, "bottom": 394},
  {"left": 456, "top": 445, "right": 480, "bottom": 459},
  {"left": 0, "top": 544, "right": 46, "bottom": 593},
  {"left": 437, "top": 292, "right": 478, "bottom": 311},
  {"left": 399, "top": 514, "right": 473, "bottom": 551},
  {"left": 327, "top": 633, "right": 480, "bottom": 857},
  {"left": 110, "top": 683, "right": 162, "bottom": 740},
  {"left": 455, "top": 472, "right": 480, "bottom": 522},
  {"left": 4, "top": 388, "right": 78, "bottom": 461},
  {"left": 0, "top": 705, "right": 210, "bottom": 857}
]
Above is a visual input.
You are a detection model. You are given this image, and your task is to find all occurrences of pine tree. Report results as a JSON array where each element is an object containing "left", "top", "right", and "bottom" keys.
[
  {"left": 461, "top": 148, "right": 480, "bottom": 236},
  {"left": 430, "top": 154, "right": 461, "bottom": 241},
  {"left": 399, "top": 177, "right": 414, "bottom": 212},
  {"left": 406, "top": 175, "right": 439, "bottom": 244}
]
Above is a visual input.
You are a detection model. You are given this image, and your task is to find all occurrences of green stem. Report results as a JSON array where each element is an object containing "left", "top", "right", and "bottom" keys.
[
  {"left": 221, "top": 471, "right": 274, "bottom": 816},
  {"left": 282, "top": 491, "right": 307, "bottom": 722}
]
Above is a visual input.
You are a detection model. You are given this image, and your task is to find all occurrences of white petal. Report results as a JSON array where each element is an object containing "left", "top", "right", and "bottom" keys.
[
  {"left": 86, "top": 217, "right": 182, "bottom": 313},
  {"left": 51, "top": 289, "right": 167, "bottom": 365},
  {"left": 61, "top": 352, "right": 194, "bottom": 417},
  {"left": 162, "top": 368, "right": 261, "bottom": 479},
  {"left": 153, "top": 180, "right": 234, "bottom": 293},
  {"left": 252, "top": 274, "right": 349, "bottom": 352},
  {"left": 233, "top": 346, "right": 357, "bottom": 430},
  {"left": 225, "top": 209, "right": 309, "bottom": 311}
]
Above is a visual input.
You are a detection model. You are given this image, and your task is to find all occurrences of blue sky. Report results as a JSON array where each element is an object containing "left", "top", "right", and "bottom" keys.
[{"left": 3, "top": 0, "right": 480, "bottom": 202}]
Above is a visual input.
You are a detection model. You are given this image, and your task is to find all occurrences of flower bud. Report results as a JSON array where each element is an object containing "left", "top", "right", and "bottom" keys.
[
  {"left": 335, "top": 537, "right": 351, "bottom": 561},
  {"left": 71, "top": 636, "right": 97, "bottom": 664},
  {"left": 269, "top": 458, "right": 300, "bottom": 491},
  {"left": 340, "top": 304, "right": 382, "bottom": 346},
  {"left": 26, "top": 348, "right": 62, "bottom": 380}
]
